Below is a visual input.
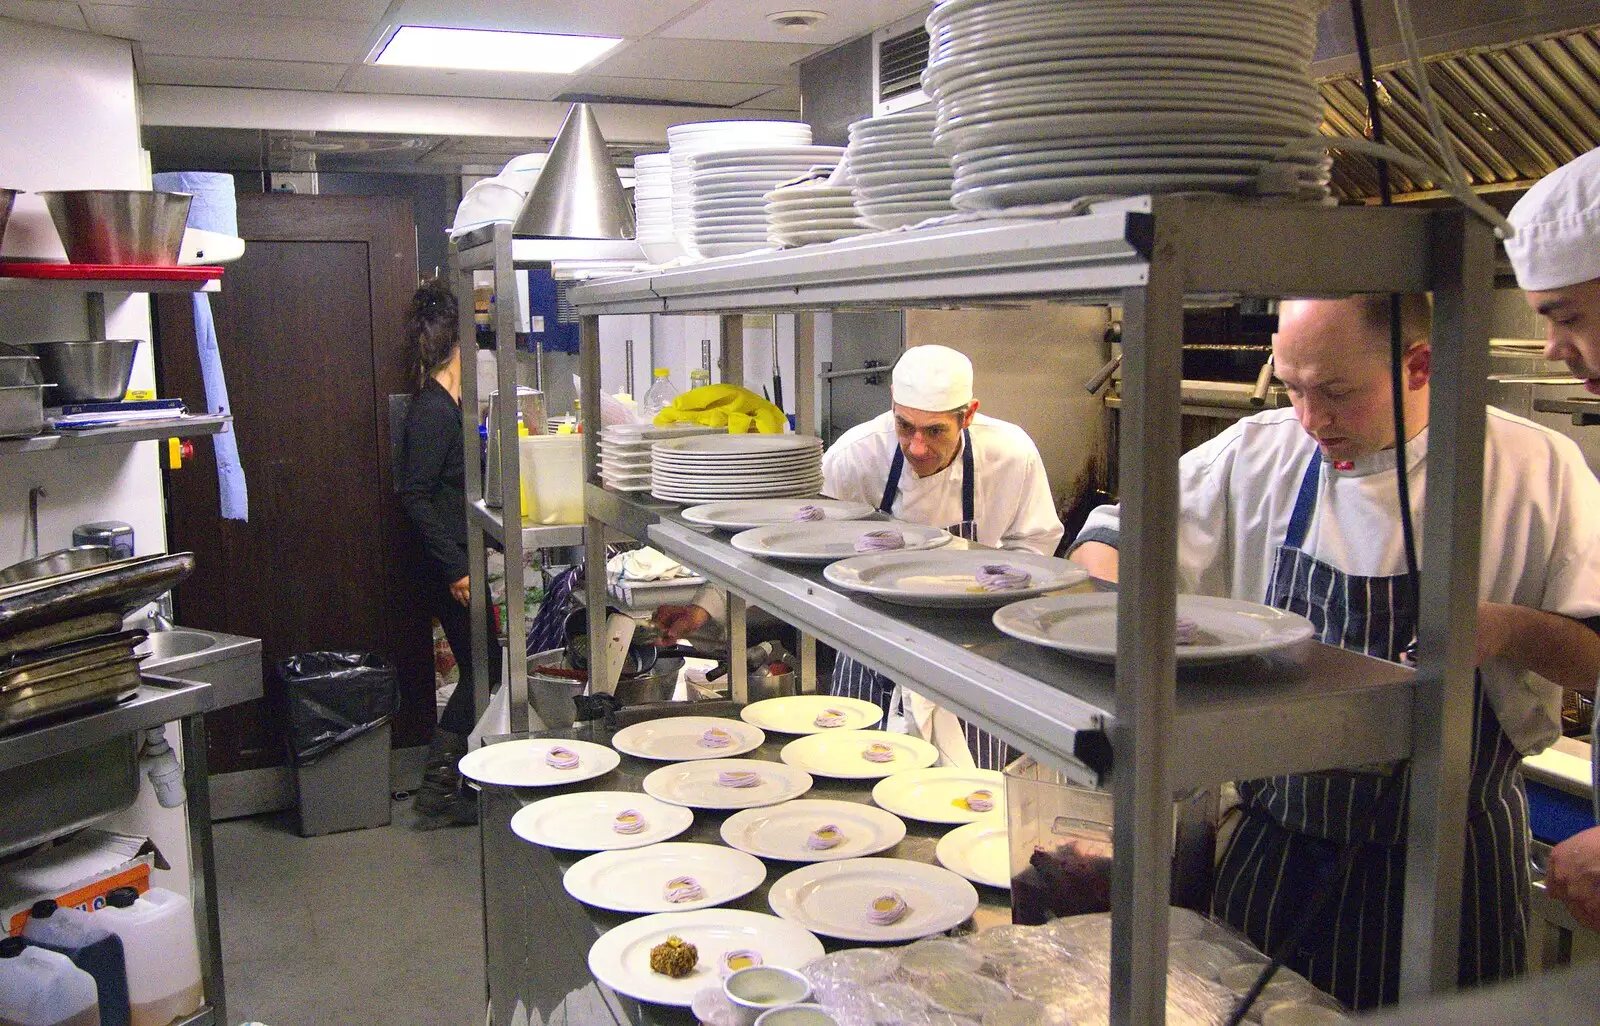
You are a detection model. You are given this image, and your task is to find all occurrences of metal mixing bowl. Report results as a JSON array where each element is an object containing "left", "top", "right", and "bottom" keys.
[
  {"left": 28, "top": 339, "right": 139, "bottom": 403},
  {"left": 0, "top": 545, "right": 114, "bottom": 586},
  {"left": 37, "top": 190, "right": 192, "bottom": 265}
]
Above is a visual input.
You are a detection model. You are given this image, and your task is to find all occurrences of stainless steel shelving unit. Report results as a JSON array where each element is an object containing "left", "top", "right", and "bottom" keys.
[
  {"left": 0, "top": 413, "right": 231, "bottom": 455},
  {"left": 569, "top": 194, "right": 1495, "bottom": 1023}
]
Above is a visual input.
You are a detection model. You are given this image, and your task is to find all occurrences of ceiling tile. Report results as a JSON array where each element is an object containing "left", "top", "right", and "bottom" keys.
[
  {"left": 338, "top": 64, "right": 570, "bottom": 102},
  {"left": 561, "top": 76, "right": 772, "bottom": 107},
  {"left": 659, "top": 0, "right": 931, "bottom": 45},
  {"left": 388, "top": 0, "right": 705, "bottom": 39},
  {"left": 83, "top": 6, "right": 374, "bottom": 62},
  {"left": 86, "top": 0, "right": 390, "bottom": 21},
  {"left": 0, "top": 0, "right": 90, "bottom": 31},
  {"left": 137, "top": 54, "right": 348, "bottom": 91},
  {"left": 737, "top": 85, "right": 802, "bottom": 112},
  {"left": 588, "top": 38, "right": 818, "bottom": 85}
]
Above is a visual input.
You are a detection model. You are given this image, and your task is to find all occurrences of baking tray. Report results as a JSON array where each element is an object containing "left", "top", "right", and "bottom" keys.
[
  {"left": 0, "top": 629, "right": 147, "bottom": 691},
  {"left": 0, "top": 660, "right": 142, "bottom": 732},
  {"left": 0, "top": 611, "right": 121, "bottom": 659},
  {"left": 0, "top": 552, "right": 192, "bottom": 639},
  {"left": 0, "top": 262, "right": 223, "bottom": 281}
]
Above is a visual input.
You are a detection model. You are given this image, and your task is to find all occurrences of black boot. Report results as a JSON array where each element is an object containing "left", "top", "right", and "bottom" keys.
[{"left": 413, "top": 728, "right": 469, "bottom": 817}]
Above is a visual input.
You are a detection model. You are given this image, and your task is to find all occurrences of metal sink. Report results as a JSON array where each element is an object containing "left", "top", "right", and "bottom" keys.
[{"left": 136, "top": 626, "right": 262, "bottom": 710}]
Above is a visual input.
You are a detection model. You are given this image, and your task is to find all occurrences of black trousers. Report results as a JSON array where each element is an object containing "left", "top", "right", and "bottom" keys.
[{"left": 429, "top": 576, "right": 501, "bottom": 737}]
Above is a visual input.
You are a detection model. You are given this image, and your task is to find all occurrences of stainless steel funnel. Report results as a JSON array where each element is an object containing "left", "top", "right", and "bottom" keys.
[{"left": 514, "top": 103, "right": 635, "bottom": 240}]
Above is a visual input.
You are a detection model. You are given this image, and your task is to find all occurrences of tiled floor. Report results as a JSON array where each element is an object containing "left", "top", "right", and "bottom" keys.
[{"left": 213, "top": 800, "right": 484, "bottom": 1026}]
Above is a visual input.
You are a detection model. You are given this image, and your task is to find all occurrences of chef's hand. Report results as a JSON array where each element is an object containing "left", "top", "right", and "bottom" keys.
[
  {"left": 450, "top": 576, "right": 471, "bottom": 606},
  {"left": 653, "top": 604, "right": 710, "bottom": 644},
  {"left": 1070, "top": 541, "right": 1120, "bottom": 584},
  {"left": 1547, "top": 825, "right": 1600, "bottom": 931}
]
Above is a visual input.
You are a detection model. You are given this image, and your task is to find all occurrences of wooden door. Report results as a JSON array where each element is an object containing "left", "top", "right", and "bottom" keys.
[{"left": 154, "top": 194, "right": 433, "bottom": 775}]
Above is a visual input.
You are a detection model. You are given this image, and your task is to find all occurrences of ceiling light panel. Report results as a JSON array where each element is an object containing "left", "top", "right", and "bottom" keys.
[{"left": 374, "top": 26, "right": 621, "bottom": 74}]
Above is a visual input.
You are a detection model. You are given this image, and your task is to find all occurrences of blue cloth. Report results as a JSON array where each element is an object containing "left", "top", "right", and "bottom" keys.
[{"left": 152, "top": 172, "right": 248, "bottom": 521}]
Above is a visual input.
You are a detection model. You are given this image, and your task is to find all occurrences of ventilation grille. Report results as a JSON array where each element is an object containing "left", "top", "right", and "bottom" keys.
[
  {"left": 555, "top": 279, "right": 578, "bottom": 324},
  {"left": 878, "top": 25, "right": 930, "bottom": 103}
]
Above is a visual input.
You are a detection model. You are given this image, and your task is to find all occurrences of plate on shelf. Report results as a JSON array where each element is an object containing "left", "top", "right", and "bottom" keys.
[
  {"left": 682, "top": 498, "right": 874, "bottom": 529},
  {"left": 767, "top": 857, "right": 980, "bottom": 943},
  {"left": 456, "top": 738, "right": 619, "bottom": 788},
  {"left": 563, "top": 842, "right": 766, "bottom": 913},
  {"left": 642, "top": 757, "right": 813, "bottom": 809},
  {"left": 871, "top": 768, "right": 1005, "bottom": 824},
  {"left": 823, "top": 549, "right": 1088, "bottom": 607},
  {"left": 731, "top": 521, "right": 950, "bottom": 563},
  {"left": 587, "top": 908, "right": 825, "bottom": 1007},
  {"left": 655, "top": 434, "right": 821, "bottom": 457},
  {"left": 935, "top": 820, "right": 1011, "bottom": 889},
  {"left": 720, "top": 799, "right": 907, "bottom": 862},
  {"left": 780, "top": 730, "right": 939, "bottom": 780},
  {"left": 611, "top": 715, "right": 765, "bottom": 761},
  {"left": 991, "top": 592, "right": 1316, "bottom": 665},
  {"left": 740, "top": 695, "right": 883, "bottom": 735},
  {"left": 509, "top": 791, "right": 694, "bottom": 850}
]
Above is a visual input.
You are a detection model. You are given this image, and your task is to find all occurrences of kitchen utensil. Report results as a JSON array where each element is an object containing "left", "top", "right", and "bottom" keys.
[
  {"left": 38, "top": 190, "right": 193, "bottom": 266},
  {"left": 0, "top": 352, "right": 39, "bottom": 387},
  {"left": 72, "top": 521, "right": 134, "bottom": 560},
  {"left": 562, "top": 606, "right": 659, "bottom": 679},
  {"left": 510, "top": 791, "right": 694, "bottom": 851},
  {"left": 766, "top": 857, "right": 980, "bottom": 942},
  {"left": 455, "top": 737, "right": 620, "bottom": 787},
  {"left": 642, "top": 758, "right": 813, "bottom": 810},
  {"left": 25, "top": 340, "right": 138, "bottom": 403},
  {"left": 991, "top": 592, "right": 1316, "bottom": 664},
  {"left": 595, "top": 610, "right": 638, "bottom": 698},
  {"left": 0, "top": 552, "right": 193, "bottom": 639},
  {"left": 586, "top": 908, "right": 824, "bottom": 1007},
  {"left": 0, "top": 546, "right": 113, "bottom": 586},
  {"left": 935, "top": 820, "right": 1012, "bottom": 889},
  {"left": 562, "top": 841, "right": 767, "bottom": 913},
  {"left": 0, "top": 611, "right": 121, "bottom": 660},
  {"left": 725, "top": 966, "right": 812, "bottom": 1026},
  {"left": 610, "top": 715, "right": 765, "bottom": 761},
  {"left": 0, "top": 383, "right": 46, "bottom": 438},
  {"left": 719, "top": 799, "right": 908, "bottom": 862},
  {"left": 779, "top": 730, "right": 939, "bottom": 780},
  {"left": 823, "top": 549, "right": 1089, "bottom": 608},
  {"left": 739, "top": 695, "right": 883, "bottom": 735},
  {"left": 870, "top": 768, "right": 1006, "bottom": 824}
]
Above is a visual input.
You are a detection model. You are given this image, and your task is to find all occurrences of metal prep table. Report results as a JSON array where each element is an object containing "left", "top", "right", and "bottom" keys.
[{"left": 477, "top": 710, "right": 1011, "bottom": 1026}]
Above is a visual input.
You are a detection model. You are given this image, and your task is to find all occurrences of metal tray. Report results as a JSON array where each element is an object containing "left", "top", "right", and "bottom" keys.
[
  {"left": 0, "top": 552, "right": 192, "bottom": 639},
  {"left": 0, "top": 611, "right": 122, "bottom": 660},
  {"left": 0, "top": 631, "right": 147, "bottom": 692},
  {"left": 0, "top": 660, "right": 142, "bottom": 732},
  {"left": 0, "top": 382, "right": 45, "bottom": 438}
]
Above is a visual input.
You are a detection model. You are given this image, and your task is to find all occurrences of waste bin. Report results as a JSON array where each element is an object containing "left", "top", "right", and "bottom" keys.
[{"left": 280, "top": 652, "right": 398, "bottom": 836}]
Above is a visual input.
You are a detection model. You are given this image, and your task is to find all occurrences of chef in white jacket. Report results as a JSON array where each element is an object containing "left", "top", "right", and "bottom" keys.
[
  {"left": 1505, "top": 143, "right": 1600, "bottom": 931},
  {"left": 1072, "top": 295, "right": 1600, "bottom": 1009},
  {"left": 656, "top": 344, "right": 1063, "bottom": 768}
]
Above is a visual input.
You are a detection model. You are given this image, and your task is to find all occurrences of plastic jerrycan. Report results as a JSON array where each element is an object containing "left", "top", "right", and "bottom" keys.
[
  {"left": 92, "top": 889, "right": 201, "bottom": 1026},
  {"left": 0, "top": 936, "right": 101, "bottom": 1026},
  {"left": 22, "top": 901, "right": 129, "bottom": 1026}
]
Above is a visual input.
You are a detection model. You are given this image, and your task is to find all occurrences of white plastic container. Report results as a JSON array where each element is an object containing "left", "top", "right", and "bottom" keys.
[
  {"left": 93, "top": 888, "right": 201, "bottom": 1026},
  {"left": 518, "top": 433, "right": 585, "bottom": 525},
  {"left": 0, "top": 936, "right": 100, "bottom": 1026},
  {"left": 22, "top": 901, "right": 129, "bottom": 1026}
]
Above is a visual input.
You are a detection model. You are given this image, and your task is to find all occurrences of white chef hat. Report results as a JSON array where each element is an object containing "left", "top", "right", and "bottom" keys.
[
  {"left": 1506, "top": 146, "right": 1600, "bottom": 291},
  {"left": 892, "top": 344, "right": 973, "bottom": 411}
]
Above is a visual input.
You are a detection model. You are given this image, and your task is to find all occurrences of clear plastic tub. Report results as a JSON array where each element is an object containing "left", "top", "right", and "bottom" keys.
[
  {"left": 0, "top": 937, "right": 100, "bottom": 1026},
  {"left": 518, "top": 433, "right": 585, "bottom": 525}
]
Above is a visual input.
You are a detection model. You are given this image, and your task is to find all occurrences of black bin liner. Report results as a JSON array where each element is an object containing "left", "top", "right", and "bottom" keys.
[{"left": 279, "top": 652, "right": 398, "bottom": 766}]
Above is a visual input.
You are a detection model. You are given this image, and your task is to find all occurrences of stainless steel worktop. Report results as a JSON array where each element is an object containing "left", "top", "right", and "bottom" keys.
[
  {"left": 478, "top": 711, "right": 1010, "bottom": 1026},
  {"left": 0, "top": 673, "right": 213, "bottom": 773}
]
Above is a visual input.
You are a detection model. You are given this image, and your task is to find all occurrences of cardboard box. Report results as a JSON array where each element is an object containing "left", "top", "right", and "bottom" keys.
[{"left": 0, "top": 830, "right": 167, "bottom": 935}]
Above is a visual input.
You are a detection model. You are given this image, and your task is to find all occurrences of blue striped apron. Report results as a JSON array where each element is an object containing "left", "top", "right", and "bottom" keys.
[
  {"left": 830, "top": 432, "right": 1014, "bottom": 770},
  {"left": 1211, "top": 456, "right": 1528, "bottom": 1010}
]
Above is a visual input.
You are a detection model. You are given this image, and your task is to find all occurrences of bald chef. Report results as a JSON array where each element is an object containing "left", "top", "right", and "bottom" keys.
[{"left": 655, "top": 344, "right": 1063, "bottom": 769}]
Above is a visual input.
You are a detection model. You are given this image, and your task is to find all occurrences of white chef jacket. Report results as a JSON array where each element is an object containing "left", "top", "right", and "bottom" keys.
[
  {"left": 822, "top": 411, "right": 1065, "bottom": 556},
  {"left": 1075, "top": 405, "right": 1600, "bottom": 755}
]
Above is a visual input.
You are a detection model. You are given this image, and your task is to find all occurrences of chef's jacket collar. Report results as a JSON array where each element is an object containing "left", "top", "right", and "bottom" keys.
[{"left": 1323, "top": 426, "right": 1429, "bottom": 479}]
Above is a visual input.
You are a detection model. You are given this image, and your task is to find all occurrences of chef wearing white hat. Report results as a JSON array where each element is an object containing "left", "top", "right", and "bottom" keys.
[
  {"left": 821, "top": 344, "right": 1063, "bottom": 769},
  {"left": 1505, "top": 145, "right": 1600, "bottom": 931}
]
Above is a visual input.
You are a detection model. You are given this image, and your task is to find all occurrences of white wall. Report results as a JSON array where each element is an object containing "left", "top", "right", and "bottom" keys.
[{"left": 0, "top": 16, "right": 188, "bottom": 893}]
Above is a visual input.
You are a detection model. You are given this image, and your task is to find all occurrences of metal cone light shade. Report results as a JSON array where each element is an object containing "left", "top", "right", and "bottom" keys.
[{"left": 514, "top": 103, "right": 635, "bottom": 240}]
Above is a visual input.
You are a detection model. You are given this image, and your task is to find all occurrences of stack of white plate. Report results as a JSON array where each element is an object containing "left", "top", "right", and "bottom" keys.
[
  {"left": 667, "top": 121, "right": 813, "bottom": 260},
  {"left": 686, "top": 146, "right": 845, "bottom": 258},
  {"left": 765, "top": 179, "right": 867, "bottom": 248},
  {"left": 923, "top": 0, "right": 1331, "bottom": 209},
  {"left": 650, "top": 434, "right": 824, "bottom": 503},
  {"left": 845, "top": 109, "right": 957, "bottom": 230},
  {"left": 632, "top": 152, "right": 679, "bottom": 265},
  {"left": 600, "top": 423, "right": 723, "bottom": 492}
]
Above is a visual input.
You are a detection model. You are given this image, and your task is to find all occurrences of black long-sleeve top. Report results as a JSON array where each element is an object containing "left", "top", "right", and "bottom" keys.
[{"left": 398, "top": 378, "right": 469, "bottom": 583}]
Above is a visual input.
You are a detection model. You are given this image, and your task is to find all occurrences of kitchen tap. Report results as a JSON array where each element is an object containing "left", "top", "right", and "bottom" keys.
[{"left": 148, "top": 593, "right": 175, "bottom": 632}]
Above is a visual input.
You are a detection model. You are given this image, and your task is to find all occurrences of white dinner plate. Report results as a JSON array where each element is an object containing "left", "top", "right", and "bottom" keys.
[
  {"left": 682, "top": 498, "right": 874, "bottom": 529},
  {"left": 991, "top": 592, "right": 1317, "bottom": 664},
  {"left": 457, "top": 738, "right": 620, "bottom": 788},
  {"left": 824, "top": 549, "right": 1088, "bottom": 608},
  {"left": 510, "top": 791, "right": 695, "bottom": 851},
  {"left": 642, "top": 758, "right": 813, "bottom": 810},
  {"left": 563, "top": 842, "right": 766, "bottom": 914},
  {"left": 587, "top": 908, "right": 824, "bottom": 1007},
  {"left": 730, "top": 522, "right": 949, "bottom": 563},
  {"left": 740, "top": 695, "right": 884, "bottom": 735},
  {"left": 871, "top": 768, "right": 1006, "bottom": 824},
  {"left": 689, "top": 146, "right": 845, "bottom": 166},
  {"left": 720, "top": 799, "right": 908, "bottom": 862},
  {"left": 767, "top": 857, "right": 980, "bottom": 942},
  {"left": 656, "top": 435, "right": 821, "bottom": 457},
  {"left": 611, "top": 715, "right": 765, "bottom": 761},
  {"left": 935, "top": 820, "right": 1011, "bottom": 889},
  {"left": 653, "top": 484, "right": 823, "bottom": 503},
  {"left": 699, "top": 242, "right": 775, "bottom": 257},
  {"left": 780, "top": 730, "right": 940, "bottom": 780}
]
